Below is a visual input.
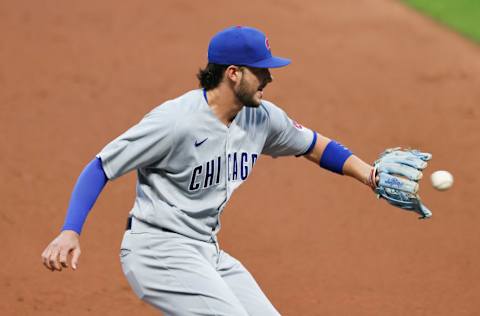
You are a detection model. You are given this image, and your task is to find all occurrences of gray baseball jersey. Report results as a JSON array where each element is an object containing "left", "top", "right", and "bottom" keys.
[{"left": 97, "top": 89, "right": 315, "bottom": 242}]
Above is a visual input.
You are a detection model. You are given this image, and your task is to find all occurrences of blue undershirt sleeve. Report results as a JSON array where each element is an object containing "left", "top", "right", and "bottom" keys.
[{"left": 61, "top": 157, "right": 108, "bottom": 235}]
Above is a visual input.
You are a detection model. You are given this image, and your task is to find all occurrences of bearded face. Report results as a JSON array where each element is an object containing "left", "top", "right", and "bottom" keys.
[{"left": 233, "top": 67, "right": 272, "bottom": 108}]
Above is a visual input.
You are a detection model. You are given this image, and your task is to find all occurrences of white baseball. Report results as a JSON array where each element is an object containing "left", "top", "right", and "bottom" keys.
[{"left": 430, "top": 170, "right": 454, "bottom": 191}]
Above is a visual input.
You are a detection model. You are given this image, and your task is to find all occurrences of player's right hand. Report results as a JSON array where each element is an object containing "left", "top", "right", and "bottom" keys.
[{"left": 41, "top": 230, "right": 81, "bottom": 272}]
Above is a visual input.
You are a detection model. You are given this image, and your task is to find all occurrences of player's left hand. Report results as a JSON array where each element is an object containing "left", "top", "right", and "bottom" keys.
[{"left": 371, "top": 147, "right": 432, "bottom": 219}]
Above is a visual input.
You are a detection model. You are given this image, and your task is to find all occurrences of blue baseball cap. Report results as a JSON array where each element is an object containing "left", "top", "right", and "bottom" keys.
[{"left": 208, "top": 26, "right": 291, "bottom": 68}]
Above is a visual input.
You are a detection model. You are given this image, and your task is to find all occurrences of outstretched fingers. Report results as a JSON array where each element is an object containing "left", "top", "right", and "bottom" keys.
[
  {"left": 377, "top": 173, "right": 419, "bottom": 193},
  {"left": 411, "top": 150, "right": 432, "bottom": 162},
  {"left": 377, "top": 162, "right": 423, "bottom": 181}
]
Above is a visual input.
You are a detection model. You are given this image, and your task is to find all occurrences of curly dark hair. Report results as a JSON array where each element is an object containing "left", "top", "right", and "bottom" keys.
[{"left": 197, "top": 63, "right": 228, "bottom": 90}]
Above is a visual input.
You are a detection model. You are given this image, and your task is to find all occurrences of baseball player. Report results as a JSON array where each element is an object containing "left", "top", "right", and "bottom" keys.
[{"left": 41, "top": 26, "right": 432, "bottom": 315}]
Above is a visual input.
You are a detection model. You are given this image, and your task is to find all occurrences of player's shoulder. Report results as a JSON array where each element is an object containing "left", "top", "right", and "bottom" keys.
[
  {"left": 148, "top": 89, "right": 204, "bottom": 116},
  {"left": 259, "top": 99, "right": 281, "bottom": 111},
  {"left": 257, "top": 99, "right": 287, "bottom": 120},
  {"left": 235, "top": 99, "right": 284, "bottom": 129}
]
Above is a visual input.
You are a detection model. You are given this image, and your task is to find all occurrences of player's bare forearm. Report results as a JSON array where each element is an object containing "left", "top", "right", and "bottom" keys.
[
  {"left": 304, "top": 133, "right": 373, "bottom": 187},
  {"left": 342, "top": 155, "right": 374, "bottom": 187},
  {"left": 304, "top": 133, "right": 331, "bottom": 163}
]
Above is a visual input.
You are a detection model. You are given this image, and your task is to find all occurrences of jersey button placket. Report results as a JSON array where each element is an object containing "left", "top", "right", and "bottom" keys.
[
  {"left": 224, "top": 127, "right": 231, "bottom": 200},
  {"left": 213, "top": 128, "right": 230, "bottom": 239}
]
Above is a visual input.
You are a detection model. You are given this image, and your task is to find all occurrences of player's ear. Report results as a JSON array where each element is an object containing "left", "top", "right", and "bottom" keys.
[{"left": 225, "top": 65, "right": 242, "bottom": 83}]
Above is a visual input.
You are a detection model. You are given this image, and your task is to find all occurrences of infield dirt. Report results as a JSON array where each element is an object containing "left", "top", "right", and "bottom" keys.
[{"left": 1, "top": 1, "right": 480, "bottom": 315}]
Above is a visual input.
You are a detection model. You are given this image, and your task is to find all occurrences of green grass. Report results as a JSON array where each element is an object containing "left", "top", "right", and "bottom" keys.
[{"left": 402, "top": 0, "right": 480, "bottom": 43}]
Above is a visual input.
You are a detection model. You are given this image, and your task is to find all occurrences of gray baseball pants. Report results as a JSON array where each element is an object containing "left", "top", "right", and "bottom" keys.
[{"left": 120, "top": 217, "right": 281, "bottom": 316}]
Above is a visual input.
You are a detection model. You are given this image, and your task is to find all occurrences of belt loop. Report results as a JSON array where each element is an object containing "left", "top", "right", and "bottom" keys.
[{"left": 126, "top": 216, "right": 132, "bottom": 231}]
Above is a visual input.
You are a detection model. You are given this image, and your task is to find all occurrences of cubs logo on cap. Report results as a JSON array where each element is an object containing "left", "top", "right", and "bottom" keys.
[{"left": 208, "top": 26, "right": 291, "bottom": 68}]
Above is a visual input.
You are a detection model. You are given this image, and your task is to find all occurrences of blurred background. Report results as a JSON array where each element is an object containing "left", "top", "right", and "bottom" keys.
[{"left": 1, "top": 0, "right": 479, "bottom": 315}]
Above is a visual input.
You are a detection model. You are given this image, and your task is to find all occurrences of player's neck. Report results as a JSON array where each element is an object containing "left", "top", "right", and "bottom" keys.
[{"left": 205, "top": 87, "right": 243, "bottom": 126}]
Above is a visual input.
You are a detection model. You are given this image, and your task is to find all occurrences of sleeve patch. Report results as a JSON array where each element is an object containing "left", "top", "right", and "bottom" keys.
[{"left": 292, "top": 120, "right": 303, "bottom": 129}]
